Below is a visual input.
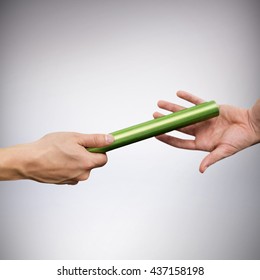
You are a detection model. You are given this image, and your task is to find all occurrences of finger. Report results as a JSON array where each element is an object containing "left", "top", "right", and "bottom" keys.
[
  {"left": 67, "top": 181, "right": 79, "bottom": 186},
  {"left": 156, "top": 91, "right": 205, "bottom": 113},
  {"left": 56, "top": 180, "right": 79, "bottom": 185},
  {"left": 157, "top": 100, "right": 186, "bottom": 112},
  {"left": 153, "top": 111, "right": 164, "bottom": 118},
  {"left": 156, "top": 134, "right": 196, "bottom": 150},
  {"left": 177, "top": 91, "right": 205, "bottom": 105},
  {"left": 199, "top": 145, "right": 235, "bottom": 173},
  {"left": 79, "top": 134, "right": 114, "bottom": 148},
  {"left": 77, "top": 172, "right": 90, "bottom": 182},
  {"left": 93, "top": 153, "right": 108, "bottom": 168},
  {"left": 86, "top": 153, "right": 108, "bottom": 169}
]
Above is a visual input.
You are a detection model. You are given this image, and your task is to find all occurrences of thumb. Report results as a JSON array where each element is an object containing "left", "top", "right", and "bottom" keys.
[
  {"left": 78, "top": 134, "right": 114, "bottom": 148},
  {"left": 199, "top": 145, "right": 231, "bottom": 173}
]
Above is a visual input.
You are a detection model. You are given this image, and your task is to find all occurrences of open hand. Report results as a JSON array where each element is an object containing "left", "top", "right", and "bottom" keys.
[{"left": 153, "top": 91, "right": 260, "bottom": 173}]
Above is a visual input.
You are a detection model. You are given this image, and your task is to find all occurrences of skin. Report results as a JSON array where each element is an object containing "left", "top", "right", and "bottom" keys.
[
  {"left": 0, "top": 132, "right": 114, "bottom": 185},
  {"left": 153, "top": 91, "right": 260, "bottom": 173}
]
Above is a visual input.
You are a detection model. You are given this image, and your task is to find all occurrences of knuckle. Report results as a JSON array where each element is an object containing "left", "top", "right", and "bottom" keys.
[
  {"left": 93, "top": 134, "right": 106, "bottom": 147},
  {"left": 81, "top": 153, "right": 108, "bottom": 171},
  {"left": 89, "top": 154, "right": 108, "bottom": 169},
  {"left": 91, "top": 134, "right": 100, "bottom": 146},
  {"left": 101, "top": 154, "right": 108, "bottom": 165},
  {"left": 78, "top": 172, "right": 90, "bottom": 181},
  {"left": 96, "top": 154, "right": 108, "bottom": 167}
]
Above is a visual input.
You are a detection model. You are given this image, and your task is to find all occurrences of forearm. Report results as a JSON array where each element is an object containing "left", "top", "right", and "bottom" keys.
[
  {"left": 248, "top": 99, "right": 260, "bottom": 144},
  {"left": 0, "top": 144, "right": 31, "bottom": 181},
  {"left": 0, "top": 145, "right": 29, "bottom": 181}
]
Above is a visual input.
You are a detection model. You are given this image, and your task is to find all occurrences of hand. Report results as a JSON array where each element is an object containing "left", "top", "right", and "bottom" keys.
[
  {"left": 153, "top": 91, "right": 260, "bottom": 173},
  {"left": 0, "top": 132, "right": 114, "bottom": 185}
]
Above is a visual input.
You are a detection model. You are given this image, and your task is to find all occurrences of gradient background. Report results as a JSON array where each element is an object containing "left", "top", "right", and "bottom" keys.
[{"left": 0, "top": 0, "right": 259, "bottom": 259}]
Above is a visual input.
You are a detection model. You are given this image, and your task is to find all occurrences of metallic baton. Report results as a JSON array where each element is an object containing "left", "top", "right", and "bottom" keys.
[{"left": 87, "top": 100, "right": 219, "bottom": 153}]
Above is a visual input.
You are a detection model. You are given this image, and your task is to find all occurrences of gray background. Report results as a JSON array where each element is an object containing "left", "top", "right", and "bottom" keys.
[{"left": 0, "top": 0, "right": 259, "bottom": 259}]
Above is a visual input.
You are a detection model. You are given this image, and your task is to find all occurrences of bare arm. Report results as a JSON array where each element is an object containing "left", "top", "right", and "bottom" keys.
[{"left": 0, "top": 132, "right": 114, "bottom": 185}]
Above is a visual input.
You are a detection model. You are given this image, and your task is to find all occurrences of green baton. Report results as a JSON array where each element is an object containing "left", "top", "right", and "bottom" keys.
[{"left": 88, "top": 100, "right": 219, "bottom": 153}]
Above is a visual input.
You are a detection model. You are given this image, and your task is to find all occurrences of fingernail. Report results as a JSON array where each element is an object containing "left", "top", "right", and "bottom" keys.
[{"left": 106, "top": 134, "right": 114, "bottom": 144}]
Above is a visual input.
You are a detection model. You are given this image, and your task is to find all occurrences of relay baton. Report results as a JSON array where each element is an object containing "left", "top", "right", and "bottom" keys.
[{"left": 87, "top": 100, "right": 219, "bottom": 153}]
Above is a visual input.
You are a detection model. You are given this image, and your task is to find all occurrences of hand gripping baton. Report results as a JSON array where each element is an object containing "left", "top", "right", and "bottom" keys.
[{"left": 87, "top": 100, "right": 219, "bottom": 153}]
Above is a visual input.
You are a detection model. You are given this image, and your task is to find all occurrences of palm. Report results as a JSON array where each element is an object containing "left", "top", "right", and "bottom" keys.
[{"left": 191, "top": 105, "right": 251, "bottom": 154}]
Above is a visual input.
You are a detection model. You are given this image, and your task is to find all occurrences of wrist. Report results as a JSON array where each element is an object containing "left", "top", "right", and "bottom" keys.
[
  {"left": 248, "top": 99, "right": 260, "bottom": 144},
  {"left": 0, "top": 144, "right": 32, "bottom": 181}
]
